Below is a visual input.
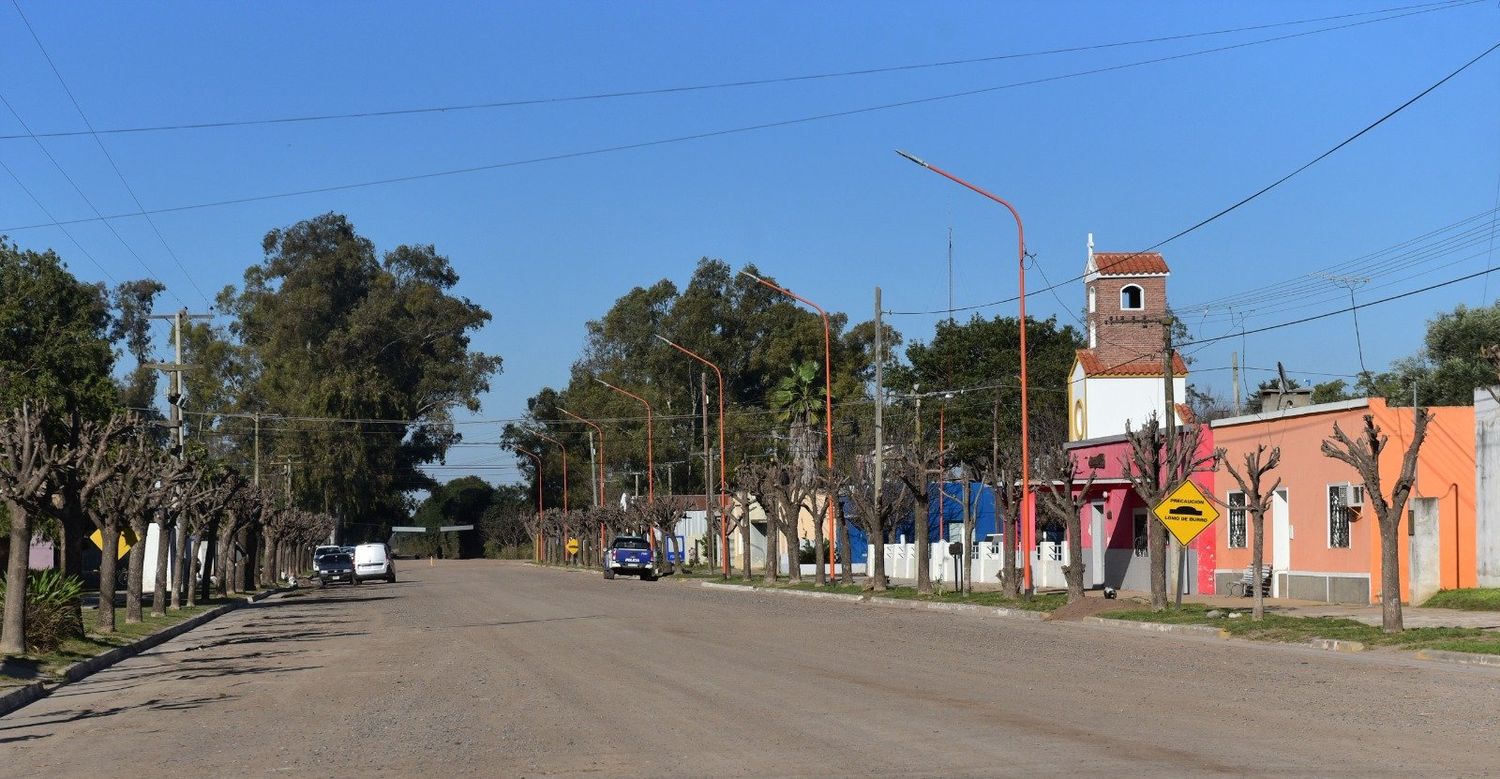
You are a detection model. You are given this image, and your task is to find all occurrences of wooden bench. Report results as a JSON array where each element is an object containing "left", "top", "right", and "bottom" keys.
[{"left": 1229, "top": 565, "right": 1273, "bottom": 597}]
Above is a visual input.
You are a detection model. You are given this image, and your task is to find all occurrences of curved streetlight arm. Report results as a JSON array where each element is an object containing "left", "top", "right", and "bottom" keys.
[
  {"left": 593, "top": 378, "right": 654, "bottom": 503},
  {"left": 535, "top": 432, "right": 569, "bottom": 513},
  {"left": 738, "top": 270, "right": 838, "bottom": 581},
  {"left": 655, "top": 334, "right": 731, "bottom": 577},
  {"left": 896, "top": 149, "right": 1033, "bottom": 593}
]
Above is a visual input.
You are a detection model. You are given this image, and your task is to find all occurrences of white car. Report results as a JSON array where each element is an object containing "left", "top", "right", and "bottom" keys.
[{"left": 352, "top": 543, "right": 396, "bottom": 584}]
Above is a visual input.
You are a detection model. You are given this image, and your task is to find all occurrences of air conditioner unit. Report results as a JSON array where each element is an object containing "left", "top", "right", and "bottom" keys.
[{"left": 1346, "top": 484, "right": 1365, "bottom": 507}]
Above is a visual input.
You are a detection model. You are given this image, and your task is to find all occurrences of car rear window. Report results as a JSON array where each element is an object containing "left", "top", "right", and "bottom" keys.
[
  {"left": 612, "top": 538, "right": 648, "bottom": 550},
  {"left": 323, "top": 554, "right": 351, "bottom": 563}
]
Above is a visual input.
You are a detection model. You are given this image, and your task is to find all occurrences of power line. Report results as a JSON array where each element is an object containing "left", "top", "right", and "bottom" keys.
[
  {"left": 0, "top": 5, "right": 1470, "bottom": 235},
  {"left": 884, "top": 37, "right": 1500, "bottom": 317},
  {"left": 8, "top": 0, "right": 212, "bottom": 308},
  {"left": 0, "top": 1, "right": 1472, "bottom": 143},
  {"left": 0, "top": 90, "right": 184, "bottom": 306},
  {"left": 0, "top": 156, "right": 118, "bottom": 285}
]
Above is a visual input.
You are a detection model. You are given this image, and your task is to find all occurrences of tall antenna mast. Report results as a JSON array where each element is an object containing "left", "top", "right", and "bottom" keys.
[{"left": 1319, "top": 273, "right": 1371, "bottom": 376}]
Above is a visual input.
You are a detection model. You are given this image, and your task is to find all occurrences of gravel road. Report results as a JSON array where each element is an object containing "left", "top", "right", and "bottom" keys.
[{"left": 4, "top": 559, "right": 1498, "bottom": 777}]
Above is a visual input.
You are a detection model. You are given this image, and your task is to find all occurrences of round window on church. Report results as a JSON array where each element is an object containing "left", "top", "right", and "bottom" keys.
[{"left": 1073, "top": 400, "right": 1085, "bottom": 437}]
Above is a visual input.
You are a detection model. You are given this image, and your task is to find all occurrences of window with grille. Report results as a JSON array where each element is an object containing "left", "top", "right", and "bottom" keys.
[
  {"left": 1228, "top": 492, "right": 1247, "bottom": 548},
  {"left": 1328, "top": 484, "right": 1352, "bottom": 548},
  {"left": 1132, "top": 508, "right": 1148, "bottom": 558}
]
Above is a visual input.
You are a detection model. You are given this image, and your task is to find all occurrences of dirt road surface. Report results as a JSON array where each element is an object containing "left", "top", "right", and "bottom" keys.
[{"left": 4, "top": 560, "right": 1498, "bottom": 777}]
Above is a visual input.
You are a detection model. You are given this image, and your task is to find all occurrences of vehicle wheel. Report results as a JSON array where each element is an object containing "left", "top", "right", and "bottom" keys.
[
  {"left": 603, "top": 569, "right": 616, "bottom": 580},
  {"left": 641, "top": 572, "right": 658, "bottom": 582},
  {"left": 353, "top": 576, "right": 362, "bottom": 586},
  {"left": 387, "top": 573, "right": 396, "bottom": 583}
]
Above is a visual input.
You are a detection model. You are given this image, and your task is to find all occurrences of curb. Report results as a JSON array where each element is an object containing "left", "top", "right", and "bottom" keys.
[
  {"left": 0, "top": 587, "right": 285, "bottom": 718},
  {"left": 1083, "top": 616, "right": 1229, "bottom": 639},
  {"left": 698, "top": 581, "right": 1049, "bottom": 621},
  {"left": 1414, "top": 649, "right": 1500, "bottom": 668},
  {"left": 1308, "top": 638, "right": 1366, "bottom": 653}
]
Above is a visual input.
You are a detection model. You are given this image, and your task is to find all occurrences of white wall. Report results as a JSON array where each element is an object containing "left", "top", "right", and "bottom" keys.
[
  {"left": 1476, "top": 388, "right": 1500, "bottom": 586},
  {"left": 139, "top": 522, "right": 208, "bottom": 593},
  {"left": 1084, "top": 376, "right": 1186, "bottom": 439}
]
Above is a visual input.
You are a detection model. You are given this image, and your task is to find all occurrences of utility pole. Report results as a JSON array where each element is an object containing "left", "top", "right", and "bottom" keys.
[
  {"left": 873, "top": 287, "right": 884, "bottom": 538},
  {"left": 587, "top": 431, "right": 599, "bottom": 508},
  {"left": 252, "top": 413, "right": 261, "bottom": 487},
  {"left": 1163, "top": 316, "right": 1185, "bottom": 607},
  {"left": 1231, "top": 352, "right": 1241, "bottom": 416},
  {"left": 146, "top": 307, "right": 211, "bottom": 613}
]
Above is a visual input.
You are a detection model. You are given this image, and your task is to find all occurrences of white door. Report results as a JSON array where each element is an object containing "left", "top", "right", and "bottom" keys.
[
  {"left": 1271, "top": 489, "right": 1290, "bottom": 597},
  {"left": 1090, "top": 501, "right": 1106, "bottom": 587}
]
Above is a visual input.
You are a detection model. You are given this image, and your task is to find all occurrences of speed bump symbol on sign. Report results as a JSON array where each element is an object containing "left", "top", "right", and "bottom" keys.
[
  {"left": 565, "top": 538, "right": 580, "bottom": 555},
  {"left": 1152, "top": 480, "right": 1220, "bottom": 547}
]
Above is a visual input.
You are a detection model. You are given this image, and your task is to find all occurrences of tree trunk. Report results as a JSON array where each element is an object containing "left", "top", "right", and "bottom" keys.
[
  {"left": 1149, "top": 519, "right": 1169, "bottom": 611},
  {"left": 806, "top": 526, "right": 818, "bottom": 586},
  {"left": 788, "top": 526, "right": 805, "bottom": 584},
  {"left": 171, "top": 516, "right": 188, "bottom": 611},
  {"left": 96, "top": 523, "right": 120, "bottom": 632},
  {"left": 1251, "top": 508, "right": 1266, "bottom": 620},
  {"left": 962, "top": 480, "right": 975, "bottom": 597},
  {"left": 186, "top": 536, "right": 203, "bottom": 607},
  {"left": 1063, "top": 503, "right": 1085, "bottom": 604},
  {"left": 916, "top": 482, "right": 932, "bottom": 595},
  {"left": 763, "top": 521, "right": 778, "bottom": 582},
  {"left": 871, "top": 527, "right": 887, "bottom": 592},
  {"left": 2, "top": 501, "right": 31, "bottom": 655},
  {"left": 152, "top": 520, "right": 171, "bottom": 617},
  {"left": 261, "top": 531, "right": 278, "bottom": 588},
  {"left": 1379, "top": 517, "right": 1403, "bottom": 632},
  {"left": 837, "top": 513, "right": 853, "bottom": 585},
  {"left": 125, "top": 521, "right": 146, "bottom": 623},
  {"left": 740, "top": 517, "right": 751, "bottom": 580},
  {"left": 57, "top": 492, "right": 85, "bottom": 580},
  {"left": 999, "top": 492, "right": 1019, "bottom": 598}
]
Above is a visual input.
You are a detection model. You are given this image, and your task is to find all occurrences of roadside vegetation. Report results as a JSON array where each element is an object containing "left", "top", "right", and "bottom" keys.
[
  {"left": 1101, "top": 604, "right": 1500, "bottom": 655},
  {"left": 1422, "top": 588, "right": 1500, "bottom": 611}
]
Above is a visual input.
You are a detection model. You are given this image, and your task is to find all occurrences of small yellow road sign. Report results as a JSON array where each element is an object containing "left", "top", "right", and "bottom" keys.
[
  {"left": 565, "top": 538, "right": 580, "bottom": 555},
  {"left": 89, "top": 528, "right": 139, "bottom": 560},
  {"left": 1152, "top": 480, "right": 1220, "bottom": 547}
]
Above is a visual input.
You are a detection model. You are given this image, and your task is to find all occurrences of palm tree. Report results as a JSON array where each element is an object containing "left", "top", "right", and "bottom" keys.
[{"left": 771, "top": 361, "right": 824, "bottom": 483}]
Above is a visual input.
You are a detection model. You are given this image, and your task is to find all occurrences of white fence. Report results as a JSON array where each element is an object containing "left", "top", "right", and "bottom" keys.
[{"left": 871, "top": 539, "right": 1071, "bottom": 587}]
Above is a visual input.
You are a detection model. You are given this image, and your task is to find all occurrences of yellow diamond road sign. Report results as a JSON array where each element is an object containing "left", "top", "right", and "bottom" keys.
[
  {"left": 565, "top": 538, "right": 580, "bottom": 555},
  {"left": 89, "top": 528, "right": 139, "bottom": 560},
  {"left": 1153, "top": 480, "right": 1220, "bottom": 547}
]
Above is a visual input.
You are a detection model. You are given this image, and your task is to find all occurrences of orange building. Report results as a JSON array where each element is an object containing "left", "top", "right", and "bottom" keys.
[{"left": 1210, "top": 397, "right": 1475, "bottom": 605}]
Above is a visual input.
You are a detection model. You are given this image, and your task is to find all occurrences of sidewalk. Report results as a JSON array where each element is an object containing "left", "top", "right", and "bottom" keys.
[{"left": 1119, "top": 590, "right": 1500, "bottom": 630}]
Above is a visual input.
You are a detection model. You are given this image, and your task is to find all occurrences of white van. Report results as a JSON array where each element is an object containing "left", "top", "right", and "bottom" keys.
[{"left": 352, "top": 543, "right": 396, "bottom": 584}]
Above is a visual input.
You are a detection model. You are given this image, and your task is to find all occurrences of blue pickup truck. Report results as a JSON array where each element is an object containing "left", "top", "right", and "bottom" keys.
[{"left": 603, "top": 535, "right": 657, "bottom": 581}]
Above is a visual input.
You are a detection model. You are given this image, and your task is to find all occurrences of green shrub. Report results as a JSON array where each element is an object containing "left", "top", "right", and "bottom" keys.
[{"left": 0, "top": 569, "right": 85, "bottom": 653}]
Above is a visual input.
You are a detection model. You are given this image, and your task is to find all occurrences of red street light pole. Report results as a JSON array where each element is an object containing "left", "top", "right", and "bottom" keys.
[
  {"left": 595, "top": 378, "right": 656, "bottom": 554},
  {"left": 536, "top": 432, "right": 569, "bottom": 513},
  {"left": 655, "top": 334, "right": 730, "bottom": 578},
  {"left": 559, "top": 407, "right": 607, "bottom": 554},
  {"left": 514, "top": 445, "right": 544, "bottom": 562},
  {"left": 740, "top": 270, "right": 837, "bottom": 582},
  {"left": 896, "top": 149, "right": 1035, "bottom": 594}
]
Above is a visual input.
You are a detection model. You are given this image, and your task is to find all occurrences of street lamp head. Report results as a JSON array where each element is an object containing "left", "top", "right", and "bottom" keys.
[
  {"left": 738, "top": 269, "right": 763, "bottom": 283},
  {"left": 652, "top": 334, "right": 672, "bottom": 347},
  {"left": 895, "top": 149, "right": 929, "bottom": 168}
]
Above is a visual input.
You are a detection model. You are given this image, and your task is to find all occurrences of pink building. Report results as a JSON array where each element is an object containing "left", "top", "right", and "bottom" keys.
[{"left": 1062, "top": 424, "right": 1217, "bottom": 594}]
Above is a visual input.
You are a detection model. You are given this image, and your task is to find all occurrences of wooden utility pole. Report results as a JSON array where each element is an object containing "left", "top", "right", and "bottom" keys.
[
  {"left": 145, "top": 308, "right": 211, "bottom": 614},
  {"left": 1163, "top": 316, "right": 1185, "bottom": 607}
]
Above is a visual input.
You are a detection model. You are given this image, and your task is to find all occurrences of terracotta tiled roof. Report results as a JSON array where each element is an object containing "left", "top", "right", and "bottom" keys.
[
  {"left": 1175, "top": 403, "right": 1196, "bottom": 425},
  {"left": 1077, "top": 349, "right": 1188, "bottom": 377},
  {"left": 1093, "top": 252, "right": 1169, "bottom": 276}
]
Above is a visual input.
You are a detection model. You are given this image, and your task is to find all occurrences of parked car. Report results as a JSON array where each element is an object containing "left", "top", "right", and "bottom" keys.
[
  {"left": 353, "top": 542, "right": 396, "bottom": 584},
  {"left": 316, "top": 552, "right": 355, "bottom": 585},
  {"left": 604, "top": 535, "right": 656, "bottom": 581},
  {"left": 313, "top": 544, "right": 342, "bottom": 563}
]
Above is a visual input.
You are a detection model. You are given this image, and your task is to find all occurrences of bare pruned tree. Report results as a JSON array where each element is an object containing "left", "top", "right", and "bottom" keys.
[
  {"left": 0, "top": 402, "right": 65, "bottom": 654},
  {"left": 892, "top": 445, "right": 947, "bottom": 595},
  {"left": 735, "top": 462, "right": 778, "bottom": 582},
  {"left": 1214, "top": 444, "right": 1281, "bottom": 620},
  {"left": 1121, "top": 413, "right": 1215, "bottom": 611},
  {"left": 977, "top": 441, "right": 1024, "bottom": 598},
  {"left": 841, "top": 451, "right": 912, "bottom": 592},
  {"left": 1036, "top": 451, "right": 1098, "bottom": 604},
  {"left": 1321, "top": 411, "right": 1429, "bottom": 633}
]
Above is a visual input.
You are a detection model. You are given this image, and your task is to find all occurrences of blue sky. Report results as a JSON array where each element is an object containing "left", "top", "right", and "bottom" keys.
[{"left": 2, "top": 1, "right": 1497, "bottom": 484}]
